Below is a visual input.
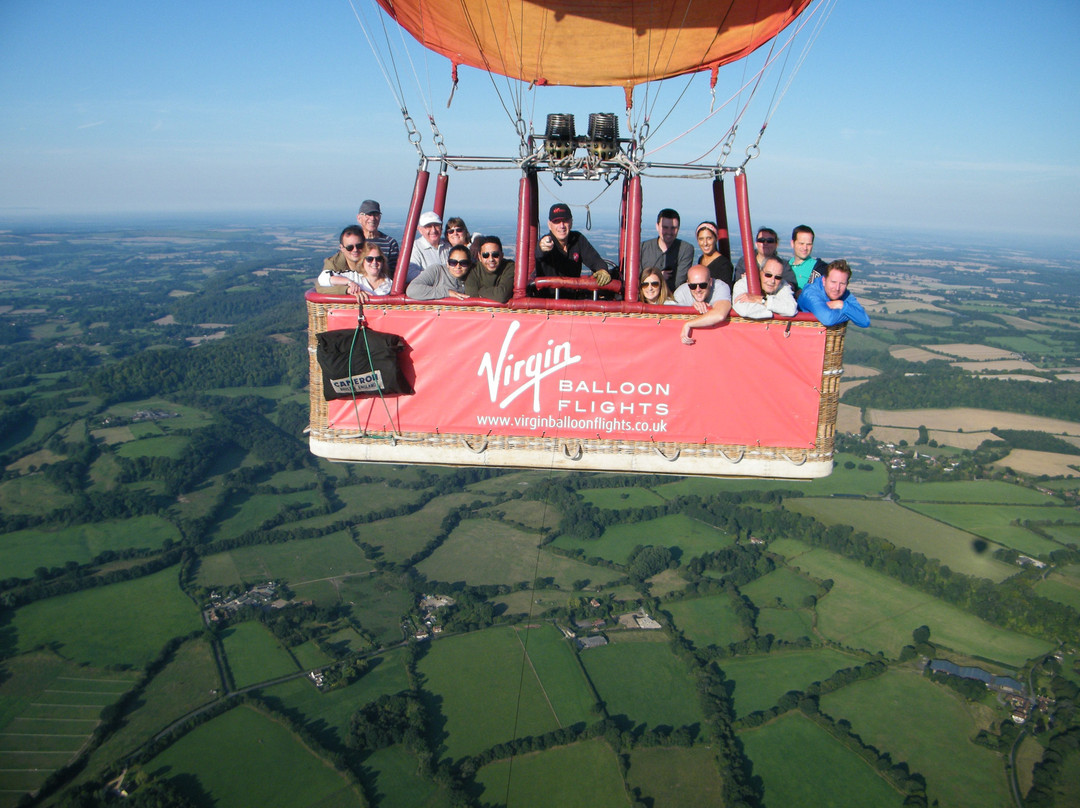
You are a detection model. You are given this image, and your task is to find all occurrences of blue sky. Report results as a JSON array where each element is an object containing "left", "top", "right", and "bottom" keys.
[{"left": 1, "top": 0, "right": 1077, "bottom": 240}]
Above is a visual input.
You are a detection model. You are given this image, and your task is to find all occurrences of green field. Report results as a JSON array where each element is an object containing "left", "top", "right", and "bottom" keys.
[
  {"left": 654, "top": 452, "right": 889, "bottom": 498},
  {"left": 148, "top": 704, "right": 361, "bottom": 807},
  {"left": 785, "top": 497, "right": 1017, "bottom": 581},
  {"left": 0, "top": 653, "right": 137, "bottom": 803},
  {"left": 739, "top": 712, "right": 904, "bottom": 807},
  {"left": 580, "top": 485, "right": 667, "bottom": 509},
  {"left": 895, "top": 479, "right": 1059, "bottom": 504},
  {"left": 476, "top": 738, "right": 628, "bottom": 808},
  {"left": 579, "top": 638, "right": 705, "bottom": 730},
  {"left": 0, "top": 474, "right": 77, "bottom": 516},
  {"left": 740, "top": 566, "right": 822, "bottom": 609},
  {"left": 261, "top": 648, "right": 412, "bottom": 751},
  {"left": 358, "top": 491, "right": 488, "bottom": 564},
  {"left": 221, "top": 621, "right": 299, "bottom": 688},
  {"left": 664, "top": 594, "right": 749, "bottom": 649},
  {"left": 1034, "top": 565, "right": 1080, "bottom": 611},
  {"left": 332, "top": 574, "right": 414, "bottom": 647},
  {"left": 417, "top": 519, "right": 621, "bottom": 589},
  {"left": 552, "top": 513, "right": 733, "bottom": 566},
  {"left": 362, "top": 744, "right": 451, "bottom": 808},
  {"left": 515, "top": 624, "right": 597, "bottom": 727},
  {"left": 903, "top": 502, "right": 1078, "bottom": 556},
  {"left": 114, "top": 434, "right": 189, "bottom": 459},
  {"left": 778, "top": 542, "right": 1053, "bottom": 664},
  {"left": 820, "top": 668, "right": 1010, "bottom": 808},
  {"left": 491, "top": 589, "right": 572, "bottom": 618},
  {"left": 1, "top": 516, "right": 181, "bottom": 579},
  {"left": 626, "top": 745, "right": 726, "bottom": 807},
  {"left": 10, "top": 567, "right": 202, "bottom": 668},
  {"left": 207, "top": 488, "right": 323, "bottom": 541},
  {"left": 418, "top": 627, "right": 565, "bottom": 761},
  {"left": 720, "top": 648, "right": 865, "bottom": 717},
  {"left": 70, "top": 637, "right": 221, "bottom": 788},
  {"left": 756, "top": 608, "right": 816, "bottom": 643},
  {"left": 195, "top": 532, "right": 374, "bottom": 589},
  {"left": 291, "top": 639, "right": 335, "bottom": 669}
]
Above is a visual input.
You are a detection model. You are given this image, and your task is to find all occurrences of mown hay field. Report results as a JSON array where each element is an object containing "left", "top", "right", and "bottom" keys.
[
  {"left": 784, "top": 497, "right": 1016, "bottom": 581},
  {"left": 866, "top": 408, "right": 1080, "bottom": 435},
  {"left": 820, "top": 668, "right": 1010, "bottom": 808},
  {"left": 774, "top": 542, "right": 1052, "bottom": 665},
  {"left": 739, "top": 712, "right": 904, "bottom": 807},
  {"left": 994, "top": 449, "right": 1080, "bottom": 477}
]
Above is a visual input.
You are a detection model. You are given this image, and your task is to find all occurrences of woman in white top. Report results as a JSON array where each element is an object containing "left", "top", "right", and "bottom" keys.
[{"left": 318, "top": 243, "right": 392, "bottom": 303}]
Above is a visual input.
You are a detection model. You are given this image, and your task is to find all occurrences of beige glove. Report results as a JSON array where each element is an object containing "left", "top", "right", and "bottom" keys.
[{"left": 592, "top": 269, "right": 611, "bottom": 286}]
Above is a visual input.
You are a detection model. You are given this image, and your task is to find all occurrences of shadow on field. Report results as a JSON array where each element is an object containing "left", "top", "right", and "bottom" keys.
[{"left": 0, "top": 609, "right": 15, "bottom": 661}]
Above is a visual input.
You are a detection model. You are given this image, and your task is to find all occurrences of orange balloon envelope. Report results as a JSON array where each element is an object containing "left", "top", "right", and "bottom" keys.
[{"left": 375, "top": 0, "right": 813, "bottom": 89}]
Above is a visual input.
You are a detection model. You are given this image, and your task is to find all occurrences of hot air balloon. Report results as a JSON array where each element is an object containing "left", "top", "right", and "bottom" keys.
[{"left": 306, "top": 0, "right": 847, "bottom": 478}]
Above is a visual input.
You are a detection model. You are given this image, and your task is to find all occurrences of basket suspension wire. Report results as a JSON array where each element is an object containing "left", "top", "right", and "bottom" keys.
[{"left": 342, "top": 306, "right": 405, "bottom": 440}]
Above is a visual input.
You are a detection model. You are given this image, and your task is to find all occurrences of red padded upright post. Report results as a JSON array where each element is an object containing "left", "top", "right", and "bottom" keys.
[
  {"left": 734, "top": 171, "right": 760, "bottom": 297},
  {"left": 393, "top": 168, "right": 430, "bottom": 294}
]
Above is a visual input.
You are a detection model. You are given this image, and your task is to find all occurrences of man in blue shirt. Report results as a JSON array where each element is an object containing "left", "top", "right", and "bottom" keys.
[{"left": 797, "top": 259, "right": 870, "bottom": 327}]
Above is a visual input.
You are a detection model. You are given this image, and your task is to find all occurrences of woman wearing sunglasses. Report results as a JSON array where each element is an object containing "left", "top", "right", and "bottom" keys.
[
  {"left": 638, "top": 266, "right": 675, "bottom": 306},
  {"left": 464, "top": 236, "right": 515, "bottom": 303},
  {"left": 407, "top": 244, "right": 472, "bottom": 300}
]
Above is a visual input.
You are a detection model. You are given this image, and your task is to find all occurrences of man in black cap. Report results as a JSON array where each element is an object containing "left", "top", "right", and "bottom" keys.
[
  {"left": 356, "top": 200, "right": 400, "bottom": 276},
  {"left": 536, "top": 203, "right": 610, "bottom": 286}
]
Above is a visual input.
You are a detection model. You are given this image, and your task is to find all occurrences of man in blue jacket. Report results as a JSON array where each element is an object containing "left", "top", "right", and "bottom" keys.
[{"left": 797, "top": 259, "right": 870, "bottom": 327}]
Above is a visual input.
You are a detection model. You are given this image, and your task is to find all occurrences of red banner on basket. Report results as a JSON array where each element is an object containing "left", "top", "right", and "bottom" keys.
[{"left": 323, "top": 308, "right": 826, "bottom": 447}]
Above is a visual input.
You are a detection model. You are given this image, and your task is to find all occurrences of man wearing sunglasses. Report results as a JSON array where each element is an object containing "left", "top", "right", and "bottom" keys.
[
  {"left": 734, "top": 227, "right": 795, "bottom": 287},
  {"left": 731, "top": 257, "right": 797, "bottom": 319},
  {"left": 677, "top": 265, "right": 733, "bottom": 345},
  {"left": 316, "top": 225, "right": 367, "bottom": 286},
  {"left": 356, "top": 199, "right": 399, "bottom": 276},
  {"left": 672, "top": 265, "right": 730, "bottom": 312},
  {"left": 407, "top": 210, "right": 450, "bottom": 282}
]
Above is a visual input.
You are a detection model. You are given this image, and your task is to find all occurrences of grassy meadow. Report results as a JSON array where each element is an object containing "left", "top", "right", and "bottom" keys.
[
  {"left": 0, "top": 516, "right": 181, "bottom": 579},
  {"left": 773, "top": 541, "right": 1054, "bottom": 664},
  {"left": 418, "top": 627, "right": 566, "bottom": 761},
  {"left": 220, "top": 620, "right": 299, "bottom": 688},
  {"left": 148, "top": 704, "right": 362, "bottom": 807},
  {"left": 475, "top": 738, "right": 628, "bottom": 808},
  {"left": 9, "top": 567, "right": 201, "bottom": 668},
  {"left": 626, "top": 745, "right": 727, "bottom": 807},
  {"left": 664, "top": 594, "right": 749, "bottom": 649},
  {"left": 719, "top": 648, "right": 866, "bottom": 717},
  {"left": 739, "top": 712, "right": 904, "bottom": 807},
  {"left": 784, "top": 497, "right": 1017, "bottom": 581},
  {"left": 820, "top": 668, "right": 1011, "bottom": 808},
  {"left": 579, "top": 636, "right": 705, "bottom": 730},
  {"left": 552, "top": 513, "right": 734, "bottom": 566}
]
